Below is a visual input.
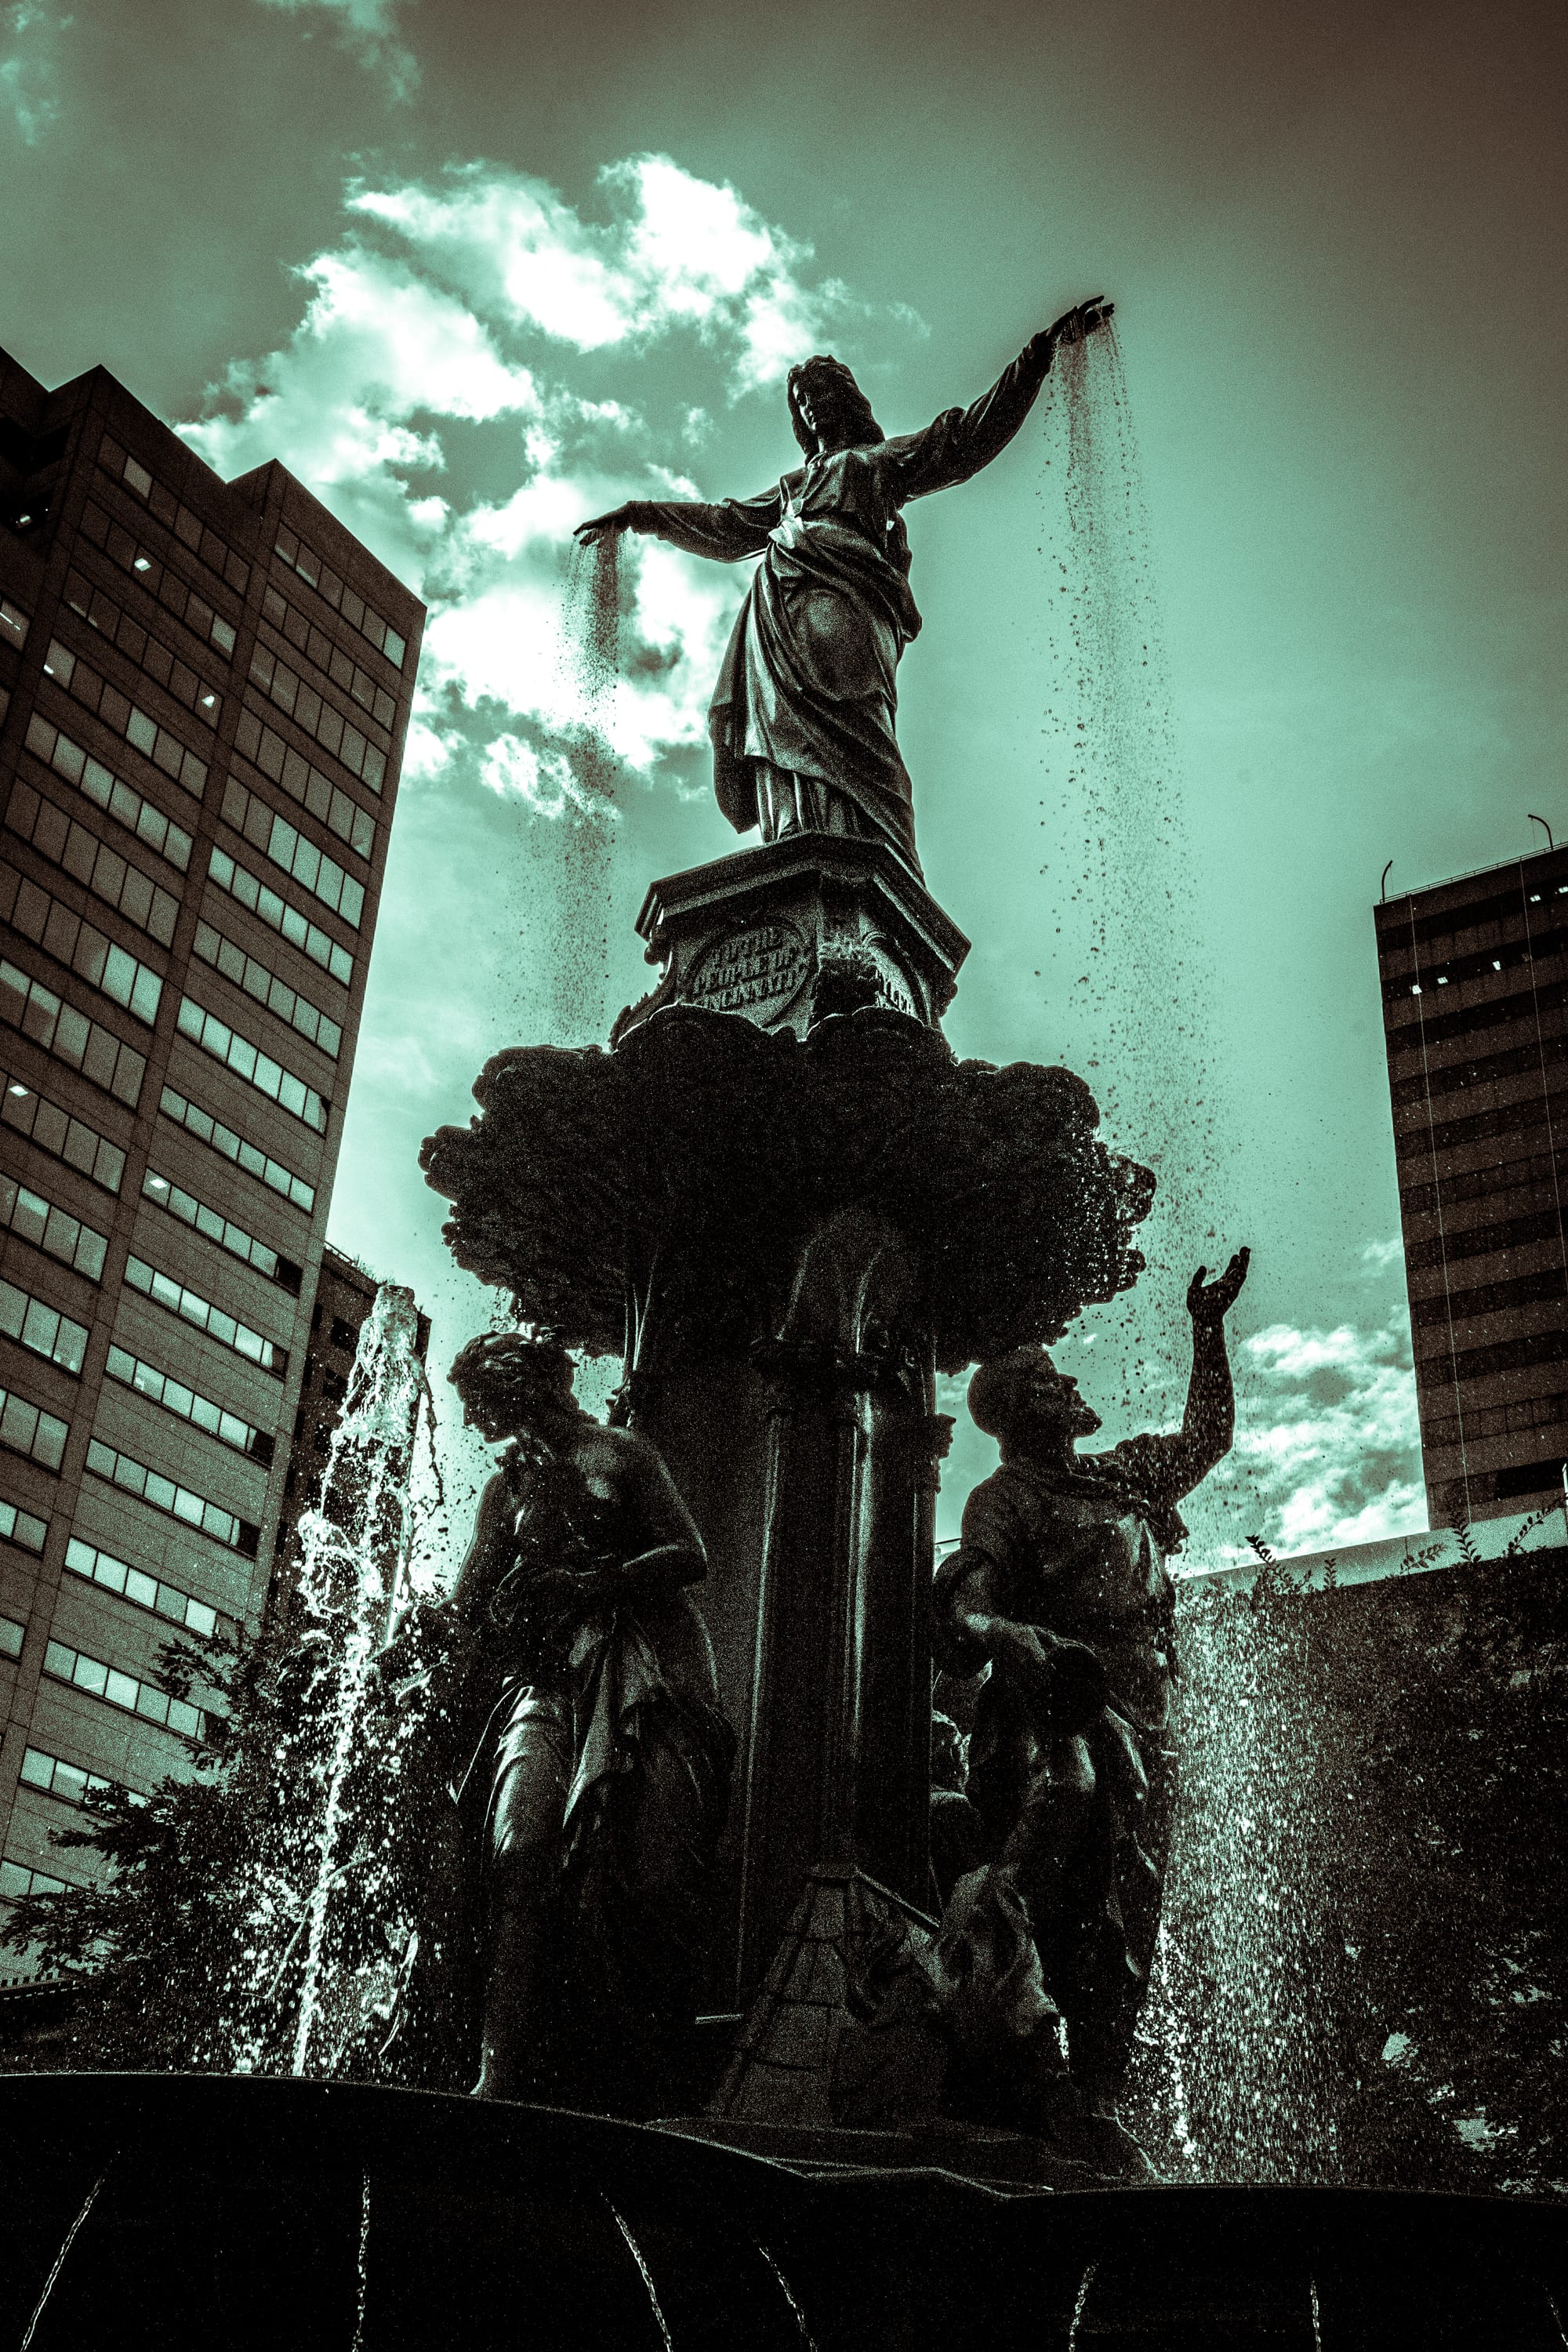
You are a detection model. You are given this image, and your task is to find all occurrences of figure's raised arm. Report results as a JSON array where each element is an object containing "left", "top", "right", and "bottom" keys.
[
  {"left": 890, "top": 296, "right": 1114, "bottom": 505},
  {"left": 574, "top": 487, "right": 783, "bottom": 564}
]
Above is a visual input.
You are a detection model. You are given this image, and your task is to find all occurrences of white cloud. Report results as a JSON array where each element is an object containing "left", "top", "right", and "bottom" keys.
[
  {"left": 251, "top": 0, "right": 418, "bottom": 101},
  {"left": 178, "top": 156, "right": 874, "bottom": 827},
  {"left": 1358, "top": 1236, "right": 1406, "bottom": 1274},
  {"left": 1210, "top": 1294, "right": 1425, "bottom": 1557},
  {"left": 0, "top": 3, "right": 66, "bottom": 145}
]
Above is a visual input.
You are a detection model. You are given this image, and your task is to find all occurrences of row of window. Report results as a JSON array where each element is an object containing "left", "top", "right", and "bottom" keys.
[
  {"left": 1427, "top": 1387, "right": 1568, "bottom": 1454},
  {"left": 141, "top": 1167, "right": 300, "bottom": 1294},
  {"left": 98, "top": 435, "right": 251, "bottom": 597},
  {"left": 0, "top": 956, "right": 146, "bottom": 1110},
  {"left": 85, "top": 1436, "right": 260, "bottom": 1556},
  {"left": 0, "top": 1859, "right": 67, "bottom": 1899},
  {"left": 0, "top": 1277, "right": 88, "bottom": 1376},
  {"left": 176, "top": 996, "right": 329, "bottom": 1134},
  {"left": 1392, "top": 1032, "right": 1568, "bottom": 1116},
  {"left": 106, "top": 1342, "right": 274, "bottom": 1466},
  {"left": 0, "top": 1499, "right": 48, "bottom": 1555},
  {"left": 66, "top": 560, "right": 234, "bottom": 670},
  {"left": 43, "top": 1635, "right": 205, "bottom": 1740},
  {"left": 261, "top": 581, "right": 398, "bottom": 730},
  {"left": 0, "top": 1381, "right": 68, "bottom": 1472},
  {"left": 274, "top": 524, "right": 405, "bottom": 668},
  {"left": 123, "top": 1250, "right": 286, "bottom": 1377},
  {"left": 64, "top": 1536, "right": 223, "bottom": 1639},
  {"left": 0, "top": 1173, "right": 107, "bottom": 1282},
  {"left": 79, "top": 498, "right": 240, "bottom": 655},
  {"left": 193, "top": 919, "right": 342, "bottom": 1061},
  {"left": 0, "top": 865, "right": 164, "bottom": 1029},
  {"left": 245, "top": 653, "right": 387, "bottom": 795},
  {"left": 1406, "top": 1204, "right": 1565, "bottom": 1277},
  {"left": 235, "top": 703, "right": 379, "bottom": 848},
  {"left": 1, "top": 597, "right": 29, "bottom": 648},
  {"left": 62, "top": 571, "right": 230, "bottom": 714},
  {"left": 220, "top": 776, "right": 364, "bottom": 927},
  {"left": 1385, "top": 971, "right": 1566, "bottom": 1060},
  {"left": 7, "top": 774, "right": 181, "bottom": 951},
  {"left": 1385, "top": 877, "right": 1568, "bottom": 956},
  {"left": 44, "top": 639, "right": 212, "bottom": 793},
  {"left": 18, "top": 1746, "right": 118, "bottom": 1809},
  {"left": 158, "top": 1082, "right": 315, "bottom": 1218},
  {"left": 1401, "top": 1147, "right": 1560, "bottom": 1226},
  {"left": 0, "top": 1065, "right": 125, "bottom": 1196},
  {"left": 25, "top": 715, "right": 194, "bottom": 874},
  {"left": 208, "top": 846, "right": 354, "bottom": 989}
]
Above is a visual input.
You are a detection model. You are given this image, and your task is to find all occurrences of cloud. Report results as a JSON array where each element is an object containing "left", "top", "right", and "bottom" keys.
[
  {"left": 1209, "top": 1294, "right": 1425, "bottom": 1557},
  {"left": 251, "top": 0, "right": 418, "bottom": 101},
  {"left": 0, "top": 3, "right": 67, "bottom": 145},
  {"left": 179, "top": 157, "right": 877, "bottom": 824}
]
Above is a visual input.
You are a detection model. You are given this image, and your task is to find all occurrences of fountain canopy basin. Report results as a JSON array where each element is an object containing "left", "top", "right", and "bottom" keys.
[
  {"left": 420, "top": 1004, "right": 1153, "bottom": 1374},
  {"left": 3, "top": 2073, "right": 1566, "bottom": 2350}
]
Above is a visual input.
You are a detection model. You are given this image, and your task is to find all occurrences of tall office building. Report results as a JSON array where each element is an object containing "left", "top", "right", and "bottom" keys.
[
  {"left": 1376, "top": 844, "right": 1568, "bottom": 1526},
  {"left": 0, "top": 346, "right": 423, "bottom": 1937}
]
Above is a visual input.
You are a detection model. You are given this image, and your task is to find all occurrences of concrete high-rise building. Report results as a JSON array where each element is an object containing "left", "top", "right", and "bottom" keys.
[
  {"left": 0, "top": 346, "right": 423, "bottom": 1940},
  {"left": 1376, "top": 843, "right": 1568, "bottom": 1526}
]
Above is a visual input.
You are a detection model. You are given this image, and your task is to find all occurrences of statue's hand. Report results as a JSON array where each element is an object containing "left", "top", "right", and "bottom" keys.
[
  {"left": 574, "top": 503, "right": 641, "bottom": 547},
  {"left": 1186, "top": 1247, "right": 1251, "bottom": 1327},
  {"left": 991, "top": 1622, "right": 1109, "bottom": 1733},
  {"left": 1044, "top": 297, "right": 1114, "bottom": 351}
]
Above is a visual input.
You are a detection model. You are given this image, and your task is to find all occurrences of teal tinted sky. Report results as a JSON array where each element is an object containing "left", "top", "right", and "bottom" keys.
[{"left": 5, "top": 0, "right": 1564, "bottom": 1562}]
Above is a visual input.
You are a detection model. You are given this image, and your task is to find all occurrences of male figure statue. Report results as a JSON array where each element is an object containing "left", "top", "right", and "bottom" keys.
[{"left": 935, "top": 1250, "right": 1249, "bottom": 2121}]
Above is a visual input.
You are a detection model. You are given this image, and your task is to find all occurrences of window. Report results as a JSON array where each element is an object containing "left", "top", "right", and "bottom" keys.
[
  {"left": 0, "top": 960, "right": 146, "bottom": 1109},
  {"left": 5, "top": 775, "right": 182, "bottom": 949},
  {"left": 176, "top": 996, "right": 330, "bottom": 1132},
  {"left": 0, "top": 1498, "right": 49, "bottom": 1554},
  {"left": 0, "top": 1064, "right": 124, "bottom": 1193},
  {"left": 260, "top": 580, "right": 398, "bottom": 737},
  {"left": 43, "top": 639, "right": 209, "bottom": 793},
  {"left": 0, "top": 1382, "right": 69, "bottom": 1471},
  {"left": 42, "top": 1635, "right": 206, "bottom": 1739},
  {"left": 122, "top": 1252, "right": 287, "bottom": 1376},
  {"left": 64, "top": 564, "right": 232, "bottom": 674},
  {"left": 192, "top": 920, "right": 342, "bottom": 1058},
  {"left": 64, "top": 1535, "right": 222, "bottom": 1639},
  {"left": 244, "top": 655, "right": 387, "bottom": 795},
  {"left": 0, "top": 1860, "right": 67, "bottom": 1899},
  {"left": 0, "top": 863, "right": 164, "bottom": 1025},
  {"left": 235, "top": 702, "right": 379, "bottom": 845},
  {"left": 140, "top": 1167, "right": 300, "bottom": 1293},
  {"left": 220, "top": 779, "right": 364, "bottom": 927},
  {"left": 0, "top": 597, "right": 29, "bottom": 648},
  {"left": 273, "top": 525, "right": 405, "bottom": 669},
  {"left": 17, "top": 1746, "right": 119, "bottom": 1809},
  {"left": 0, "top": 1279, "right": 89, "bottom": 1374},
  {"left": 104, "top": 1342, "right": 275, "bottom": 1465},
  {"left": 157, "top": 1084, "right": 315, "bottom": 1217},
  {"left": 0, "top": 1614, "right": 23, "bottom": 1660},
  {"left": 207, "top": 847, "right": 354, "bottom": 988},
  {"left": 84, "top": 1436, "right": 260, "bottom": 1555},
  {"left": 0, "top": 1173, "right": 108, "bottom": 1279},
  {"left": 24, "top": 714, "right": 194, "bottom": 873},
  {"left": 96, "top": 435, "right": 250, "bottom": 595}
]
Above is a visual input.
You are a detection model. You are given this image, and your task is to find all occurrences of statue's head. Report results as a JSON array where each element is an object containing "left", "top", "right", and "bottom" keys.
[
  {"left": 448, "top": 1328, "right": 575, "bottom": 1442},
  {"left": 967, "top": 1345, "right": 1102, "bottom": 1451},
  {"left": 786, "top": 355, "right": 884, "bottom": 456}
]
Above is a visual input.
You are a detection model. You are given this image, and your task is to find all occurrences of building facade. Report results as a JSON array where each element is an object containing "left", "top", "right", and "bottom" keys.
[
  {"left": 0, "top": 346, "right": 423, "bottom": 1939},
  {"left": 1376, "top": 844, "right": 1568, "bottom": 1526}
]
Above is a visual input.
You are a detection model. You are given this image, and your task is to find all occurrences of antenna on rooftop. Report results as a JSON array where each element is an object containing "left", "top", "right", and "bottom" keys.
[
  {"left": 1528, "top": 814, "right": 1554, "bottom": 851},
  {"left": 1379, "top": 861, "right": 1393, "bottom": 903}
]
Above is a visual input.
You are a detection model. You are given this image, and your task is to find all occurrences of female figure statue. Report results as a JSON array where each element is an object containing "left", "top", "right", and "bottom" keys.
[
  {"left": 407, "top": 1332, "right": 731, "bottom": 2110},
  {"left": 576, "top": 298, "right": 1112, "bottom": 873}
]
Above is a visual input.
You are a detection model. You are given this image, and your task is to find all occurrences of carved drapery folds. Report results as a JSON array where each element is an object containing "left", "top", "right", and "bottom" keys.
[{"left": 419, "top": 1005, "right": 1153, "bottom": 1376}]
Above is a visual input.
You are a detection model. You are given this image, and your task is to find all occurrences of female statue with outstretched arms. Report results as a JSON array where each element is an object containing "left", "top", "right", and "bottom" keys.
[{"left": 576, "top": 298, "right": 1112, "bottom": 874}]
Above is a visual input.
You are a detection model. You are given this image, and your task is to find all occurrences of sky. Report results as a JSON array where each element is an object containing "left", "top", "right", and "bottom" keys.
[{"left": 4, "top": 0, "right": 1564, "bottom": 1566}]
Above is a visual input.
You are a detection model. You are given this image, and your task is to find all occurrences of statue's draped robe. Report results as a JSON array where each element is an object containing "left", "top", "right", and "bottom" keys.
[{"left": 637, "top": 338, "right": 1056, "bottom": 870}]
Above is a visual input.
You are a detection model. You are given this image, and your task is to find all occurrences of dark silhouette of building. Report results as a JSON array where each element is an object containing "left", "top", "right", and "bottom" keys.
[
  {"left": 0, "top": 344, "right": 423, "bottom": 1955},
  {"left": 1376, "top": 843, "right": 1568, "bottom": 1526}
]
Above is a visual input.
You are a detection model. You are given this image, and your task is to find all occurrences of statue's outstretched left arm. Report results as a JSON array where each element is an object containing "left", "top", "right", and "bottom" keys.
[
  {"left": 574, "top": 488, "right": 781, "bottom": 562},
  {"left": 891, "top": 296, "right": 1114, "bottom": 503}
]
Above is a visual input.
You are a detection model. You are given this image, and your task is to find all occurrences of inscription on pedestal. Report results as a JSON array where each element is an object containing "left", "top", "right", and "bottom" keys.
[{"left": 687, "top": 920, "right": 811, "bottom": 1019}]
